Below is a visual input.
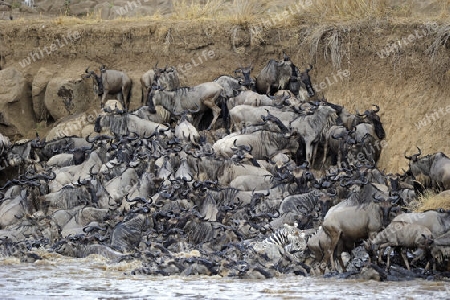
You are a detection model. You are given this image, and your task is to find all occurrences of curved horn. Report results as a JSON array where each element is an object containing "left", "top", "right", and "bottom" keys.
[
  {"left": 404, "top": 150, "right": 412, "bottom": 160},
  {"left": 416, "top": 146, "right": 422, "bottom": 157},
  {"left": 372, "top": 193, "right": 384, "bottom": 202},
  {"left": 327, "top": 189, "right": 337, "bottom": 197},
  {"left": 372, "top": 104, "right": 380, "bottom": 113},
  {"left": 188, "top": 104, "right": 201, "bottom": 114}
]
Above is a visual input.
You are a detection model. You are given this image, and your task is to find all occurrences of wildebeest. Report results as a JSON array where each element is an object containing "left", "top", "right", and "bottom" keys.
[
  {"left": 212, "top": 131, "right": 299, "bottom": 160},
  {"left": 368, "top": 221, "right": 434, "bottom": 271},
  {"left": 228, "top": 105, "right": 296, "bottom": 133},
  {"left": 84, "top": 66, "right": 132, "bottom": 110},
  {"left": 348, "top": 123, "right": 383, "bottom": 166},
  {"left": 290, "top": 105, "right": 338, "bottom": 167},
  {"left": 352, "top": 105, "right": 385, "bottom": 140},
  {"left": 390, "top": 210, "right": 450, "bottom": 237},
  {"left": 306, "top": 226, "right": 331, "bottom": 269},
  {"left": 322, "top": 125, "right": 352, "bottom": 168},
  {"left": 140, "top": 66, "right": 180, "bottom": 105},
  {"left": 430, "top": 230, "right": 450, "bottom": 271},
  {"left": 147, "top": 83, "right": 225, "bottom": 131},
  {"left": 405, "top": 148, "right": 450, "bottom": 191},
  {"left": 321, "top": 196, "right": 396, "bottom": 271},
  {"left": 256, "top": 58, "right": 315, "bottom": 97}
]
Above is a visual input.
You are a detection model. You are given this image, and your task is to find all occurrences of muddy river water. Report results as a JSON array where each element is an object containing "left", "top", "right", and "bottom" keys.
[{"left": 0, "top": 255, "right": 448, "bottom": 300}]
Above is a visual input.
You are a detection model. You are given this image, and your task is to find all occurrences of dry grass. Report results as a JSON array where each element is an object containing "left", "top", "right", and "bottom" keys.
[
  {"left": 226, "top": 0, "right": 275, "bottom": 25},
  {"left": 8, "top": 0, "right": 448, "bottom": 28},
  {"left": 426, "top": 23, "right": 450, "bottom": 61},
  {"left": 171, "top": 0, "right": 226, "bottom": 21},
  {"left": 409, "top": 191, "right": 450, "bottom": 212},
  {"left": 296, "top": 0, "right": 396, "bottom": 21},
  {"left": 303, "top": 25, "right": 347, "bottom": 69}
]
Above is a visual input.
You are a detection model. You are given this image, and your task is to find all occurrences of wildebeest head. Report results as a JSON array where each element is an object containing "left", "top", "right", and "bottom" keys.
[
  {"left": 365, "top": 105, "right": 385, "bottom": 139},
  {"left": 406, "top": 148, "right": 439, "bottom": 180},
  {"left": 405, "top": 146, "right": 422, "bottom": 163},
  {"left": 298, "top": 65, "right": 315, "bottom": 97},
  {"left": 84, "top": 66, "right": 104, "bottom": 96},
  {"left": 146, "top": 85, "right": 161, "bottom": 114},
  {"left": 356, "top": 104, "right": 385, "bottom": 139},
  {"left": 372, "top": 193, "right": 397, "bottom": 227},
  {"left": 69, "top": 144, "right": 95, "bottom": 165},
  {"left": 318, "top": 190, "right": 336, "bottom": 218},
  {"left": 235, "top": 65, "right": 254, "bottom": 88}
]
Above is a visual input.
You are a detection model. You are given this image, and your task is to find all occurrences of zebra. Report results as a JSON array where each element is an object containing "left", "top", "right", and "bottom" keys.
[
  {"left": 278, "top": 190, "right": 335, "bottom": 229},
  {"left": 263, "top": 224, "right": 311, "bottom": 257}
]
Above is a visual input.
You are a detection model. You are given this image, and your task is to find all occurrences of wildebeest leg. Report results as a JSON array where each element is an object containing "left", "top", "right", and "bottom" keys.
[
  {"left": 323, "top": 225, "right": 341, "bottom": 271},
  {"left": 123, "top": 85, "right": 131, "bottom": 111},
  {"left": 311, "top": 142, "right": 319, "bottom": 167},
  {"left": 100, "top": 94, "right": 106, "bottom": 109},
  {"left": 400, "top": 248, "right": 410, "bottom": 270},
  {"left": 321, "top": 141, "right": 329, "bottom": 168},
  {"left": 204, "top": 93, "right": 221, "bottom": 130},
  {"left": 117, "top": 92, "right": 124, "bottom": 108},
  {"left": 411, "top": 249, "right": 425, "bottom": 267},
  {"left": 336, "top": 239, "right": 347, "bottom": 272},
  {"left": 383, "top": 245, "right": 395, "bottom": 271},
  {"left": 377, "top": 245, "right": 386, "bottom": 265}
]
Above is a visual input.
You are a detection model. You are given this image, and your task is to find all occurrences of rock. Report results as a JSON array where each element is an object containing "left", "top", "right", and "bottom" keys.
[
  {"left": 0, "top": 193, "right": 26, "bottom": 229},
  {"left": 94, "top": 3, "right": 112, "bottom": 20},
  {"left": 0, "top": 67, "right": 35, "bottom": 138},
  {"left": 69, "top": 0, "right": 97, "bottom": 16},
  {"left": 32, "top": 67, "right": 55, "bottom": 122},
  {"left": 44, "top": 77, "right": 94, "bottom": 122}
]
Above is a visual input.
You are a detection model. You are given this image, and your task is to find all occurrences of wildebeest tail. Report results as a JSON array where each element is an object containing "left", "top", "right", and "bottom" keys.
[
  {"left": 127, "top": 82, "right": 132, "bottom": 111},
  {"left": 220, "top": 95, "right": 230, "bottom": 133},
  {"left": 374, "top": 120, "right": 385, "bottom": 140}
]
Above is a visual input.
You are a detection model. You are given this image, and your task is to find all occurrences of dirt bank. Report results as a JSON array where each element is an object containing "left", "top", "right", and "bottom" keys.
[{"left": 0, "top": 17, "right": 449, "bottom": 173}]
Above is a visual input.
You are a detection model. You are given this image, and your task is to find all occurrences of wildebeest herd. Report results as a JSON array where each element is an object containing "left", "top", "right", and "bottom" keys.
[{"left": 0, "top": 54, "right": 449, "bottom": 280}]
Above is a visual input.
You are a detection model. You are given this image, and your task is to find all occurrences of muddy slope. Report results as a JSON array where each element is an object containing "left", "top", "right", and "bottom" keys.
[{"left": 0, "top": 19, "right": 449, "bottom": 173}]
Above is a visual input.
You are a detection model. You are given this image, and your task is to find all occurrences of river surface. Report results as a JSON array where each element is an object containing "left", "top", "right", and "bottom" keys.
[{"left": 0, "top": 254, "right": 448, "bottom": 300}]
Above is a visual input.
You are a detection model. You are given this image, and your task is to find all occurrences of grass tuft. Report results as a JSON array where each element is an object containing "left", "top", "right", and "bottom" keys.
[
  {"left": 171, "top": 0, "right": 226, "bottom": 21},
  {"left": 297, "top": 0, "right": 392, "bottom": 21},
  {"left": 425, "top": 23, "right": 450, "bottom": 61},
  {"left": 409, "top": 190, "right": 450, "bottom": 212},
  {"left": 303, "top": 25, "right": 346, "bottom": 69}
]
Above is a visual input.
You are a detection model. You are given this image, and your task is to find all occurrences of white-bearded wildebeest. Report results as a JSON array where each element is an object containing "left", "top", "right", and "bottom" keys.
[
  {"left": 390, "top": 210, "right": 450, "bottom": 237},
  {"left": 352, "top": 105, "right": 385, "bottom": 140},
  {"left": 321, "top": 196, "right": 396, "bottom": 272},
  {"left": 290, "top": 105, "right": 338, "bottom": 167},
  {"left": 84, "top": 66, "right": 132, "bottom": 111},
  {"left": 368, "top": 221, "right": 434, "bottom": 271},
  {"left": 430, "top": 230, "right": 450, "bottom": 271},
  {"left": 147, "top": 83, "right": 225, "bottom": 131},
  {"left": 321, "top": 125, "right": 352, "bottom": 169},
  {"left": 84, "top": 66, "right": 131, "bottom": 110},
  {"left": 140, "top": 66, "right": 180, "bottom": 105},
  {"left": 214, "top": 65, "right": 253, "bottom": 98},
  {"left": 405, "top": 148, "right": 450, "bottom": 191},
  {"left": 228, "top": 105, "right": 296, "bottom": 133},
  {"left": 212, "top": 130, "right": 299, "bottom": 161},
  {"left": 256, "top": 57, "right": 315, "bottom": 97}
]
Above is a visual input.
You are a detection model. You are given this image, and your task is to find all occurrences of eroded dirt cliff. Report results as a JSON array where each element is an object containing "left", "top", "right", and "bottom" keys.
[{"left": 0, "top": 17, "right": 449, "bottom": 172}]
